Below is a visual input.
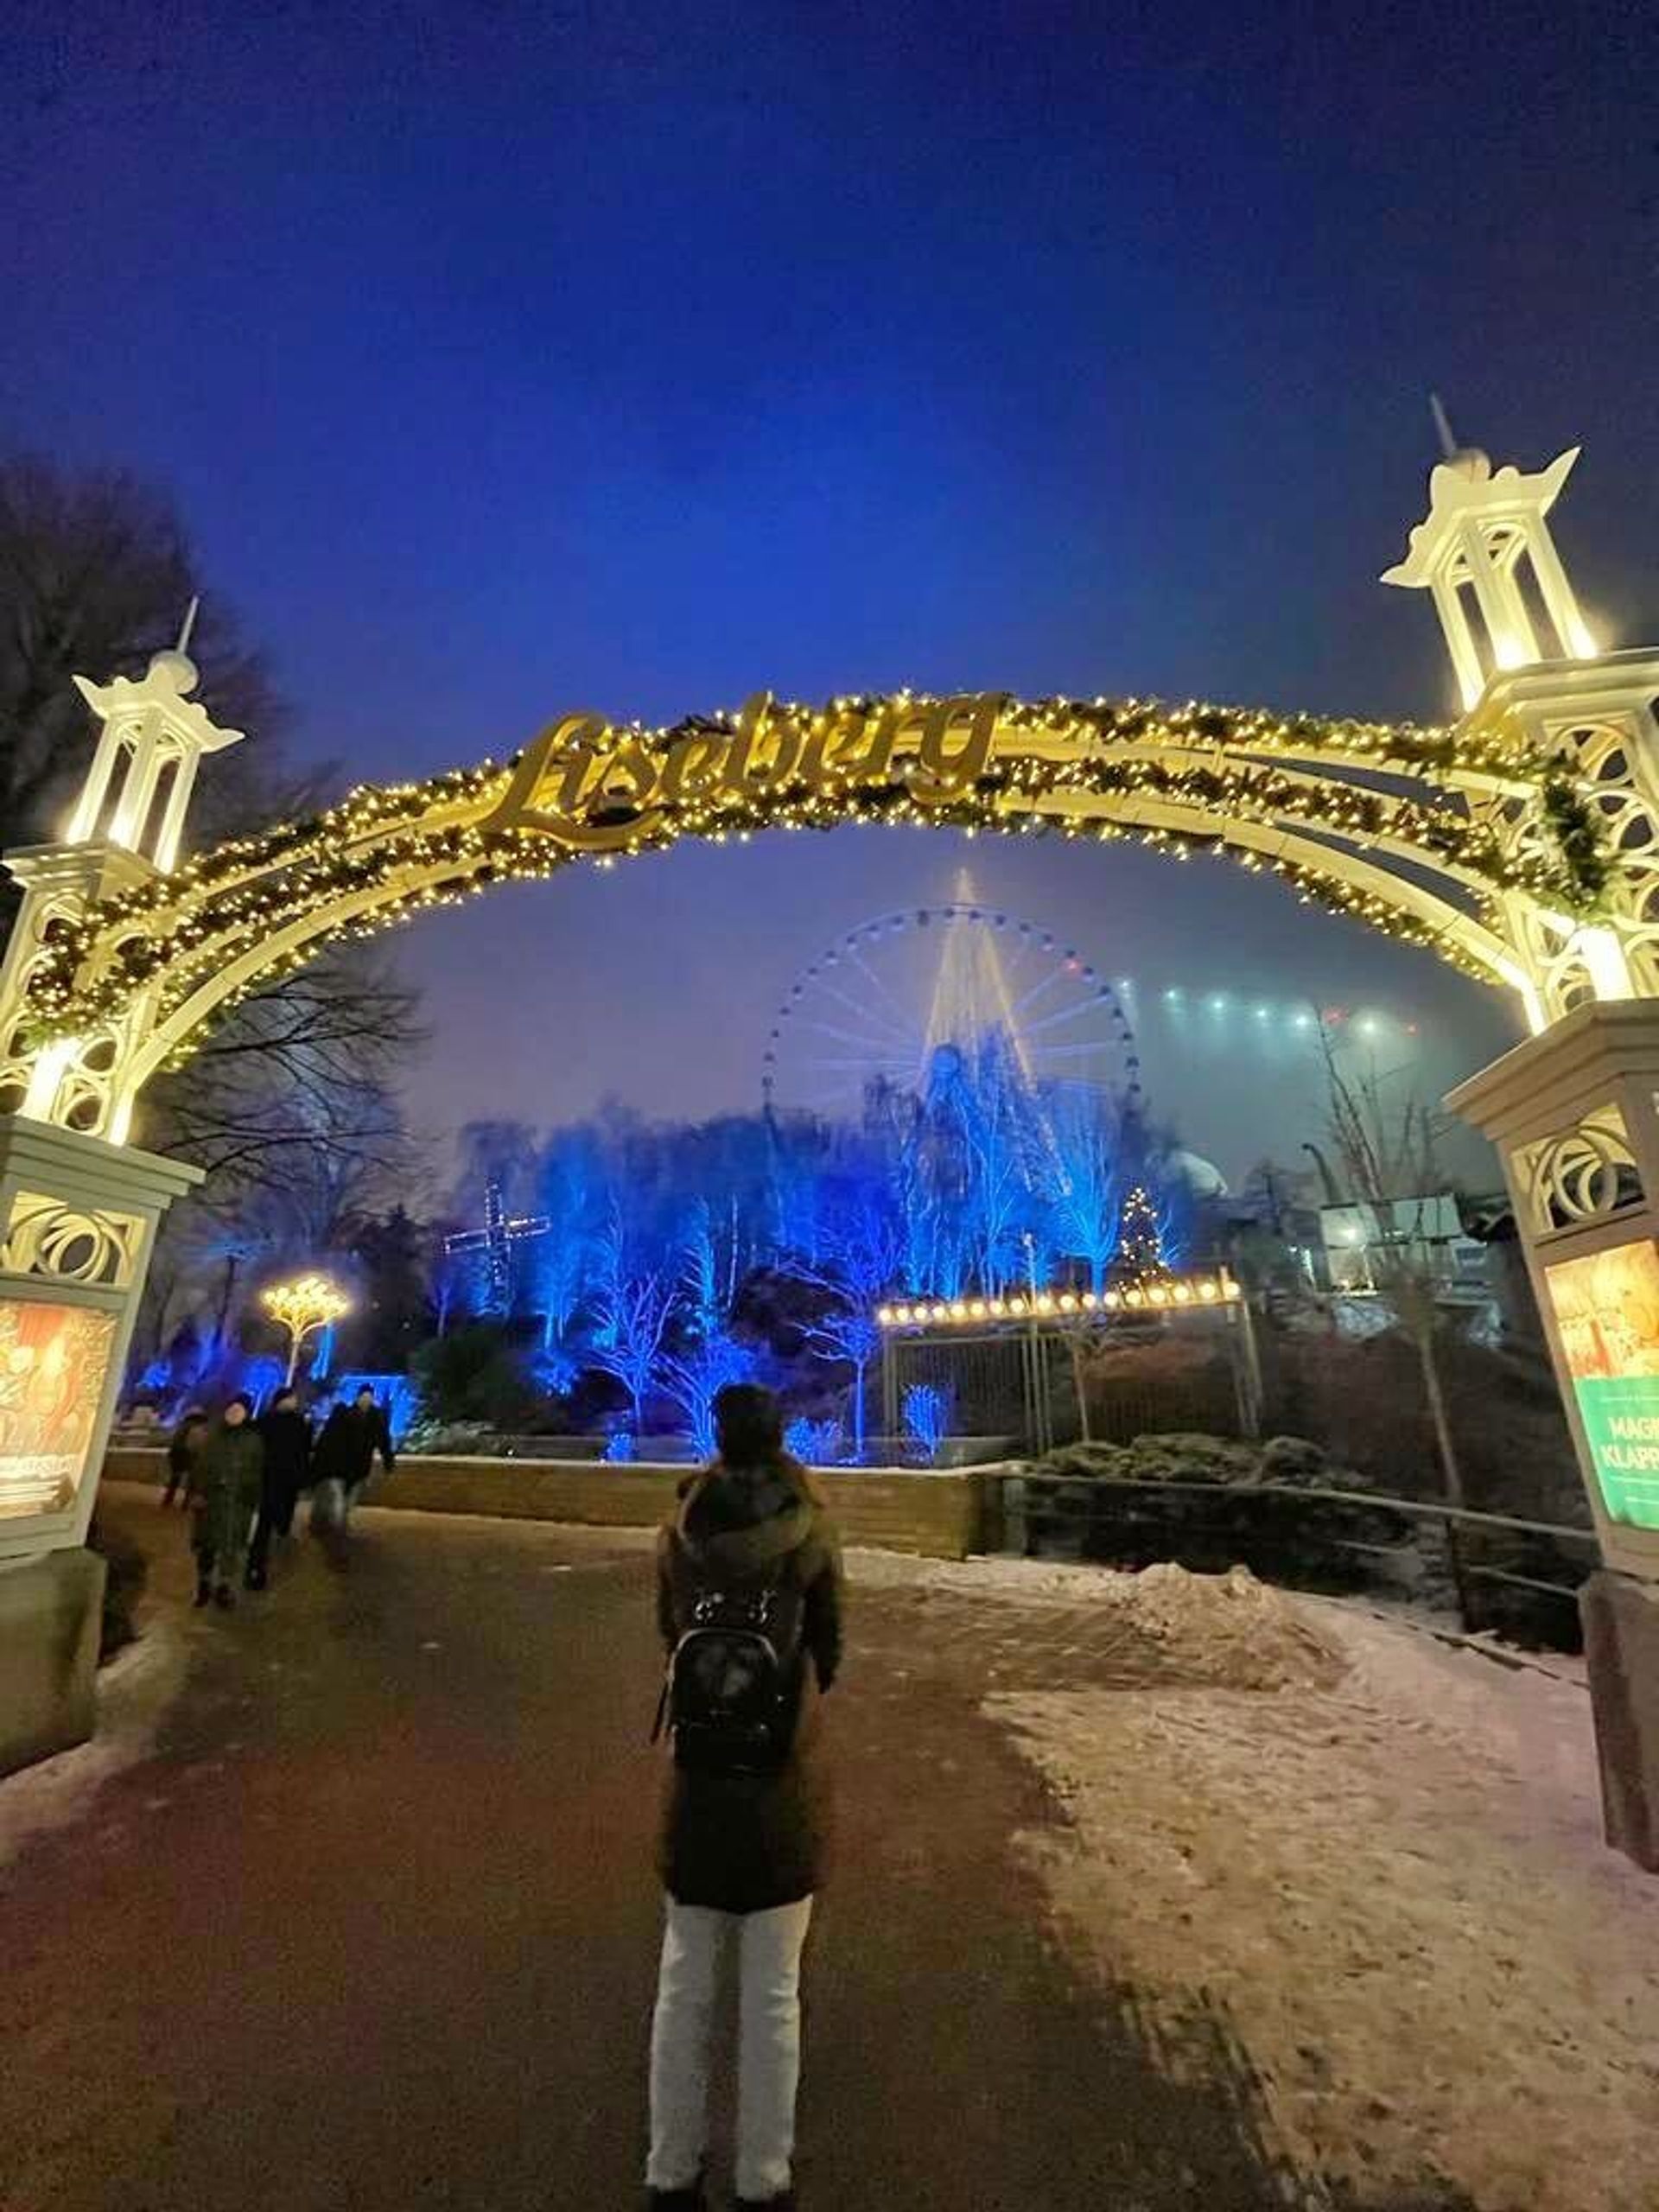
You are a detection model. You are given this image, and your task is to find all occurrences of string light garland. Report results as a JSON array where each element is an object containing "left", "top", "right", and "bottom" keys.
[
  {"left": 18, "top": 690, "right": 1611, "bottom": 1060},
  {"left": 877, "top": 1271, "right": 1240, "bottom": 1328}
]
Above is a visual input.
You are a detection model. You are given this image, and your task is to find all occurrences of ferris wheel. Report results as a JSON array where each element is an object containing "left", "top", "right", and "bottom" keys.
[{"left": 760, "top": 899, "right": 1143, "bottom": 1116}]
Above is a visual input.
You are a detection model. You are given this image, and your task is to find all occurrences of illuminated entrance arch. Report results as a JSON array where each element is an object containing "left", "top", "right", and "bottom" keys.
[
  {"left": 2, "top": 435, "right": 1656, "bottom": 1154},
  {"left": 4, "top": 429, "right": 1659, "bottom": 1853}
]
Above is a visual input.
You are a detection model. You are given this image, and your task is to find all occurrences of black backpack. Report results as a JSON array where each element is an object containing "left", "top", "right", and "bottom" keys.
[{"left": 656, "top": 1563, "right": 807, "bottom": 1777}]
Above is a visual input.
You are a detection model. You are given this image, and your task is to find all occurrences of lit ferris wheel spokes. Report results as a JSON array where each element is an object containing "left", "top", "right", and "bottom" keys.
[{"left": 760, "top": 900, "right": 1142, "bottom": 1115}]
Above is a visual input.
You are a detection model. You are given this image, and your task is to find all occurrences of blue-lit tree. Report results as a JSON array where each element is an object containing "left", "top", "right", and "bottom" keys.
[
  {"left": 591, "top": 1269, "right": 673, "bottom": 1428},
  {"left": 1049, "top": 1088, "right": 1123, "bottom": 1290},
  {"left": 680, "top": 1198, "right": 722, "bottom": 1341},
  {"left": 807, "top": 1304, "right": 884, "bottom": 1462},
  {"left": 663, "top": 1332, "right": 757, "bottom": 1459},
  {"left": 522, "top": 1129, "right": 599, "bottom": 1352},
  {"left": 427, "top": 999, "right": 1203, "bottom": 1443}
]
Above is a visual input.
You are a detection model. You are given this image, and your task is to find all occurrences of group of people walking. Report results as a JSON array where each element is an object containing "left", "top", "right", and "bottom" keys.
[{"left": 162, "top": 1384, "right": 397, "bottom": 1606}]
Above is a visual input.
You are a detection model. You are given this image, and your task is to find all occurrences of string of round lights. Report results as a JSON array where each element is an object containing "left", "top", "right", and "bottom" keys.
[{"left": 877, "top": 1271, "right": 1240, "bottom": 1328}]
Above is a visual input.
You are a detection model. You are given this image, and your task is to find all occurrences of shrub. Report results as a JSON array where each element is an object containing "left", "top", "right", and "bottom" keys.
[
  {"left": 902, "top": 1382, "right": 954, "bottom": 1465},
  {"left": 785, "top": 1416, "right": 845, "bottom": 1465}
]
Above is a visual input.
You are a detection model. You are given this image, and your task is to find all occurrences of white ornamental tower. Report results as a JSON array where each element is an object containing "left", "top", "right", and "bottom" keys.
[
  {"left": 1386, "top": 413, "right": 1659, "bottom": 1021},
  {"left": 60, "top": 602, "right": 245, "bottom": 871},
  {"left": 1382, "top": 402, "right": 1598, "bottom": 711},
  {"left": 0, "top": 607, "right": 244, "bottom": 1135}
]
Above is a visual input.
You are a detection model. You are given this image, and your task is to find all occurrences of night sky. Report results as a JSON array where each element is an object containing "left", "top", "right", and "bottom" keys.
[{"left": 3, "top": 3, "right": 1656, "bottom": 1181}]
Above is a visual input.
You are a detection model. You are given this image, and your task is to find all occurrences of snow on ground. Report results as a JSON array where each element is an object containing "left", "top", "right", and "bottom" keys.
[
  {"left": 0, "top": 1618, "right": 188, "bottom": 1876},
  {"left": 856, "top": 1553, "right": 1658, "bottom": 2212}
]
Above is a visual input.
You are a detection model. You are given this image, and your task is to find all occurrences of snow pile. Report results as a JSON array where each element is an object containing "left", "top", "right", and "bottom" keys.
[
  {"left": 1101, "top": 1561, "right": 1344, "bottom": 1692},
  {"left": 846, "top": 1548, "right": 1344, "bottom": 1693},
  {"left": 1000, "top": 1604, "right": 1659, "bottom": 2212}
]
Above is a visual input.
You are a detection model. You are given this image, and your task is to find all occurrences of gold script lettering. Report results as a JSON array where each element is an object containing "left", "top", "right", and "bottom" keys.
[
  {"left": 721, "top": 693, "right": 804, "bottom": 794},
  {"left": 905, "top": 693, "right": 1005, "bottom": 804},
  {"left": 811, "top": 702, "right": 899, "bottom": 785},
  {"left": 483, "top": 712, "right": 611, "bottom": 836},
  {"left": 660, "top": 730, "right": 731, "bottom": 805}
]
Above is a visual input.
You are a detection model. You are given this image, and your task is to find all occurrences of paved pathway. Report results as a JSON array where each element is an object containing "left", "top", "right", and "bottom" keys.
[{"left": 2, "top": 1492, "right": 1389, "bottom": 2211}]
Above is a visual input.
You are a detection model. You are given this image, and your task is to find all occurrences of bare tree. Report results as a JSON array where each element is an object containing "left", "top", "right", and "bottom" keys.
[
  {"left": 1, "top": 453, "right": 429, "bottom": 1236},
  {"left": 1320, "top": 1029, "right": 1474, "bottom": 1623},
  {"left": 135, "top": 950, "right": 424, "bottom": 1197},
  {"left": 594, "top": 1271, "right": 674, "bottom": 1431},
  {"left": 0, "top": 456, "right": 289, "bottom": 848}
]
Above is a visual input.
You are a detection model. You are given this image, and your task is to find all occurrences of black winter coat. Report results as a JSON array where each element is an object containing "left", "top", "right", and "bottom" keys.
[
  {"left": 313, "top": 1403, "right": 395, "bottom": 1489},
  {"left": 257, "top": 1408, "right": 313, "bottom": 1498},
  {"left": 656, "top": 1459, "right": 842, "bottom": 1914}
]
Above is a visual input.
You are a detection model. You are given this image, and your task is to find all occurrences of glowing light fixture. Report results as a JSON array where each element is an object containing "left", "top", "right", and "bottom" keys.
[{"left": 261, "top": 1273, "right": 351, "bottom": 1386}]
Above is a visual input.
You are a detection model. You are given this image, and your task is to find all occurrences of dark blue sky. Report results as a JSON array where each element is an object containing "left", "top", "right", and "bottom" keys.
[{"left": 3, "top": 2, "right": 1655, "bottom": 1176}]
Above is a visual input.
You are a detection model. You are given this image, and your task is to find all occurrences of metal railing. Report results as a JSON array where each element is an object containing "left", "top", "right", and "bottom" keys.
[{"left": 1002, "top": 1471, "right": 1600, "bottom": 1629}]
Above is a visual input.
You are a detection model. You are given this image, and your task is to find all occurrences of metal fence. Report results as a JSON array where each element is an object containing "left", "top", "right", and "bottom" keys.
[{"left": 881, "top": 1306, "right": 1259, "bottom": 1456}]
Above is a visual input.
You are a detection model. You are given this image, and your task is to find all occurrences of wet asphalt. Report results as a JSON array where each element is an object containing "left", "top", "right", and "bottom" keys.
[{"left": 0, "top": 1490, "right": 1454, "bottom": 2212}]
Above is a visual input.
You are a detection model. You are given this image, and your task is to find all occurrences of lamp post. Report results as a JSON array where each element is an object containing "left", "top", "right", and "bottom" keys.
[{"left": 261, "top": 1274, "right": 351, "bottom": 1386}]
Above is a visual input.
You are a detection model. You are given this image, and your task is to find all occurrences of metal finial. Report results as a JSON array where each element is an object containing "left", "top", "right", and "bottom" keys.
[
  {"left": 175, "top": 594, "right": 200, "bottom": 654},
  {"left": 1428, "top": 393, "right": 1459, "bottom": 461}
]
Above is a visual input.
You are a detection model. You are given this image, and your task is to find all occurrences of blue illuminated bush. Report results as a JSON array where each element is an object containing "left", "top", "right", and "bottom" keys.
[
  {"left": 785, "top": 1416, "right": 845, "bottom": 1465},
  {"left": 902, "top": 1382, "right": 955, "bottom": 1465}
]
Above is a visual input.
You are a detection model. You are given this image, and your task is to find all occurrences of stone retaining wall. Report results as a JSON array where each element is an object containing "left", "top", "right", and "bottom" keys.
[{"left": 101, "top": 1448, "right": 990, "bottom": 1560}]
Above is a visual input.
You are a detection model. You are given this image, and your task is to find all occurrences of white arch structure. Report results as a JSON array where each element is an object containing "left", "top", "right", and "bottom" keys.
[{"left": 1, "top": 642, "right": 1655, "bottom": 1151}]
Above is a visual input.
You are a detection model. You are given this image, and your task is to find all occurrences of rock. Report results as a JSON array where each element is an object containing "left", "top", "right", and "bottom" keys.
[{"left": 1260, "top": 1434, "right": 1329, "bottom": 1487}]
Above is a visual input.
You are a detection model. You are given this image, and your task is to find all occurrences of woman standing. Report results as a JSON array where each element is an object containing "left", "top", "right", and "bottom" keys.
[{"left": 646, "top": 1383, "right": 843, "bottom": 2212}]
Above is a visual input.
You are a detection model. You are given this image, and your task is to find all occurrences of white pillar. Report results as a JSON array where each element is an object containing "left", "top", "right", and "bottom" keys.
[
  {"left": 1430, "top": 571, "right": 1487, "bottom": 709},
  {"left": 64, "top": 721, "right": 127, "bottom": 844},
  {"left": 1525, "top": 527, "right": 1598, "bottom": 660},
  {"left": 108, "top": 741, "right": 167, "bottom": 852},
  {"left": 1487, "top": 539, "right": 1540, "bottom": 661},
  {"left": 1457, "top": 523, "right": 1530, "bottom": 671},
  {"left": 152, "top": 755, "right": 198, "bottom": 873}
]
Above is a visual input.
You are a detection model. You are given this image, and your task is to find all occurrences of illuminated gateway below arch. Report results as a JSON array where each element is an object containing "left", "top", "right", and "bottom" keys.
[{"left": 4, "top": 429, "right": 1659, "bottom": 1863}]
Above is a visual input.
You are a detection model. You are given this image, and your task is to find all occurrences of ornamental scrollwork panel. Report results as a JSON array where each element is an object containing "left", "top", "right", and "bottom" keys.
[
  {"left": 1516, "top": 1106, "right": 1644, "bottom": 1236},
  {"left": 0, "top": 1188, "right": 144, "bottom": 1288}
]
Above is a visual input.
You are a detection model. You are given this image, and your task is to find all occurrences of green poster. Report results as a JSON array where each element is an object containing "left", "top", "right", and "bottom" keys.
[
  {"left": 1545, "top": 1241, "right": 1659, "bottom": 1533},
  {"left": 1567, "top": 1375, "right": 1659, "bottom": 1530}
]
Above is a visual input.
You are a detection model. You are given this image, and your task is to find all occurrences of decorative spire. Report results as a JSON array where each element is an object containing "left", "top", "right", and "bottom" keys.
[
  {"left": 1383, "top": 433, "right": 1598, "bottom": 709},
  {"left": 64, "top": 618, "right": 245, "bottom": 872}
]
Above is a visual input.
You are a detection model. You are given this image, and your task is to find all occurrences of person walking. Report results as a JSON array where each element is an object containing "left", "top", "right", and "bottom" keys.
[
  {"left": 310, "top": 1384, "right": 395, "bottom": 1535},
  {"left": 188, "top": 1395, "right": 264, "bottom": 1610},
  {"left": 646, "top": 1382, "right": 843, "bottom": 2212},
  {"left": 246, "top": 1386, "right": 313, "bottom": 1589},
  {"left": 162, "top": 1407, "right": 208, "bottom": 1510}
]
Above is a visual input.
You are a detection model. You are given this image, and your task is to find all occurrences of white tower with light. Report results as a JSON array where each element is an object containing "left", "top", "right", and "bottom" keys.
[
  {"left": 61, "top": 603, "right": 245, "bottom": 871},
  {"left": 1383, "top": 402, "right": 1597, "bottom": 710},
  {"left": 1386, "top": 410, "right": 1659, "bottom": 1021},
  {"left": 0, "top": 607, "right": 242, "bottom": 1137}
]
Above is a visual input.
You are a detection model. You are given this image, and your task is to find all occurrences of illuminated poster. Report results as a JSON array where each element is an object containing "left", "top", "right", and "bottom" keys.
[
  {"left": 1544, "top": 1242, "right": 1659, "bottom": 1532},
  {"left": 0, "top": 1299, "right": 118, "bottom": 1519}
]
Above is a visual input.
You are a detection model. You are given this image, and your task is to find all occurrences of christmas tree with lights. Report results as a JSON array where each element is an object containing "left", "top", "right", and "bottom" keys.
[{"left": 1109, "top": 1183, "right": 1170, "bottom": 1291}]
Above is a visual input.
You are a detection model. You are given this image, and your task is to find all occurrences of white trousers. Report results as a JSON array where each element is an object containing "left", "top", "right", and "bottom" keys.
[{"left": 647, "top": 1894, "right": 813, "bottom": 2202}]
